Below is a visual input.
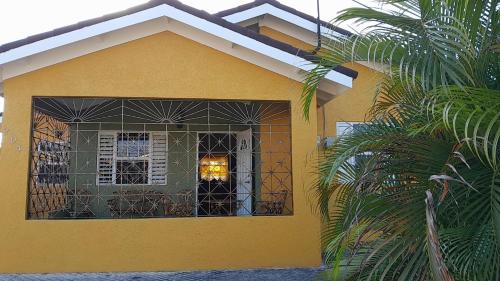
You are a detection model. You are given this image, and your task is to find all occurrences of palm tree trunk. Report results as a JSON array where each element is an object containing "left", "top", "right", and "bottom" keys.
[{"left": 425, "top": 190, "right": 454, "bottom": 281}]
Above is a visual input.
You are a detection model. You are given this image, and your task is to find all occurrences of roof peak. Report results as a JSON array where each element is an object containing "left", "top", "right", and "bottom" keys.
[
  {"left": 0, "top": 0, "right": 357, "bottom": 81},
  {"left": 214, "top": 0, "right": 351, "bottom": 36}
]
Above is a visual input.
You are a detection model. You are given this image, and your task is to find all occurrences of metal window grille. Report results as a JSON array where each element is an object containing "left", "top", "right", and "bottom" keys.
[{"left": 28, "top": 97, "right": 293, "bottom": 219}]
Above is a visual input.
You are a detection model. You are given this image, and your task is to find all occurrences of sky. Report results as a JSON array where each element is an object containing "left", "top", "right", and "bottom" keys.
[
  {"left": 0, "top": 0, "right": 365, "bottom": 45},
  {"left": 0, "top": 0, "right": 367, "bottom": 113}
]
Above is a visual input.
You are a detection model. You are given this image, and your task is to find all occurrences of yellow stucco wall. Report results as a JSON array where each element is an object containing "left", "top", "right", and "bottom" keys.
[
  {"left": 318, "top": 63, "right": 382, "bottom": 137},
  {"left": 0, "top": 31, "right": 321, "bottom": 273},
  {"left": 259, "top": 26, "right": 383, "bottom": 252}
]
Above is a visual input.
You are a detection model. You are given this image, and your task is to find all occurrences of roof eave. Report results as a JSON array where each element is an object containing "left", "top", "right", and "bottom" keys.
[
  {"left": 215, "top": 0, "right": 352, "bottom": 36},
  {"left": 0, "top": 0, "right": 357, "bottom": 88}
]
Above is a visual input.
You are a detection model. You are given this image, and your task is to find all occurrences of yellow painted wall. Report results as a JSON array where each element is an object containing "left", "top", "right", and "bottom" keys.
[
  {"left": 0, "top": 31, "right": 321, "bottom": 273},
  {"left": 318, "top": 63, "right": 383, "bottom": 138},
  {"left": 259, "top": 104, "right": 292, "bottom": 211},
  {"left": 316, "top": 63, "right": 382, "bottom": 252},
  {"left": 259, "top": 26, "right": 383, "bottom": 252},
  {"left": 29, "top": 112, "right": 70, "bottom": 219},
  {"left": 257, "top": 27, "right": 382, "bottom": 135}
]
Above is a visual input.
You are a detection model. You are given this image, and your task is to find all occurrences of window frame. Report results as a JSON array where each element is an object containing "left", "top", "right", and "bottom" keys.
[
  {"left": 36, "top": 140, "right": 70, "bottom": 184},
  {"left": 336, "top": 121, "right": 364, "bottom": 137},
  {"left": 106, "top": 131, "right": 154, "bottom": 186},
  {"left": 336, "top": 122, "right": 372, "bottom": 166}
]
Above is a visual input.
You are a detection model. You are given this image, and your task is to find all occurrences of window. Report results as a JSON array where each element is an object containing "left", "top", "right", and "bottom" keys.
[
  {"left": 116, "top": 133, "right": 150, "bottom": 184},
  {"left": 37, "top": 140, "right": 70, "bottom": 184},
  {"left": 116, "top": 160, "right": 149, "bottom": 184},
  {"left": 199, "top": 155, "right": 229, "bottom": 182},
  {"left": 98, "top": 131, "right": 167, "bottom": 185},
  {"left": 336, "top": 122, "right": 371, "bottom": 166},
  {"left": 117, "top": 133, "right": 150, "bottom": 158},
  {"left": 336, "top": 121, "right": 364, "bottom": 137},
  {"left": 29, "top": 97, "right": 292, "bottom": 219}
]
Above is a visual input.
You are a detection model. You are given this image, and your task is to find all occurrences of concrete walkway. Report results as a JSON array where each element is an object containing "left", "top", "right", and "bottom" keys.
[{"left": 0, "top": 268, "right": 327, "bottom": 281}]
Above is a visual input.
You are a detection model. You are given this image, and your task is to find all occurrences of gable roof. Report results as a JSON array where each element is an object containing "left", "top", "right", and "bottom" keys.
[
  {"left": 0, "top": 0, "right": 357, "bottom": 85},
  {"left": 0, "top": 0, "right": 317, "bottom": 61},
  {"left": 215, "top": 0, "right": 352, "bottom": 36}
]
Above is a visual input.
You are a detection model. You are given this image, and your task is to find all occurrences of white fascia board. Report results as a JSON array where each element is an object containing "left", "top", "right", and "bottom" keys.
[
  {"left": 165, "top": 6, "right": 352, "bottom": 87},
  {"left": 260, "top": 15, "right": 318, "bottom": 46},
  {"left": 325, "top": 71, "right": 352, "bottom": 88},
  {"left": 2, "top": 18, "right": 170, "bottom": 80},
  {"left": 0, "top": 4, "right": 352, "bottom": 87},
  {"left": 0, "top": 7, "right": 169, "bottom": 65},
  {"left": 222, "top": 3, "right": 346, "bottom": 39}
]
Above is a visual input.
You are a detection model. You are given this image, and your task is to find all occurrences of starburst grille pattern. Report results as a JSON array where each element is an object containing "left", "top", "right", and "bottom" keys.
[{"left": 28, "top": 97, "right": 293, "bottom": 219}]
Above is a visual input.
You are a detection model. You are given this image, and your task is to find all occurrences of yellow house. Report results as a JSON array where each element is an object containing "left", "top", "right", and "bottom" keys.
[{"left": 0, "top": 0, "right": 380, "bottom": 273}]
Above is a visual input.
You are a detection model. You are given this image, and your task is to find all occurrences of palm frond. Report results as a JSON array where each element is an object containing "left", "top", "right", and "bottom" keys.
[{"left": 303, "top": 1, "right": 500, "bottom": 280}]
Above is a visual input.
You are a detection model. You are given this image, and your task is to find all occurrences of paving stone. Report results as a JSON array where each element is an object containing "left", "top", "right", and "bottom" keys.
[{"left": 0, "top": 268, "right": 327, "bottom": 281}]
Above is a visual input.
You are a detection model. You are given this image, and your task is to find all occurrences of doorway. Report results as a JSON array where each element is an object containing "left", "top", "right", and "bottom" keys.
[{"left": 197, "top": 130, "right": 253, "bottom": 216}]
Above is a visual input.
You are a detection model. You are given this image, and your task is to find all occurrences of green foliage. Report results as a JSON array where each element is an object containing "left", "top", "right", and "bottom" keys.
[{"left": 303, "top": 0, "right": 500, "bottom": 280}]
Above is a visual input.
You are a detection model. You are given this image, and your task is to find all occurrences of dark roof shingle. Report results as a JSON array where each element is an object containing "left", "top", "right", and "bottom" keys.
[
  {"left": 0, "top": 0, "right": 357, "bottom": 79},
  {"left": 215, "top": 0, "right": 352, "bottom": 36}
]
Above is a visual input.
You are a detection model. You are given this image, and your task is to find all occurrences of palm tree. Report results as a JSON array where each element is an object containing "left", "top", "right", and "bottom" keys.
[{"left": 301, "top": 0, "right": 499, "bottom": 280}]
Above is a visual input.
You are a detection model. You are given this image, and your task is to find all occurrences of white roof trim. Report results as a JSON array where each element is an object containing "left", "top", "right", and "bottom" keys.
[
  {"left": 222, "top": 3, "right": 346, "bottom": 38},
  {"left": 260, "top": 15, "right": 318, "bottom": 47},
  {"left": 0, "top": 7, "right": 169, "bottom": 65},
  {"left": 0, "top": 4, "right": 352, "bottom": 88}
]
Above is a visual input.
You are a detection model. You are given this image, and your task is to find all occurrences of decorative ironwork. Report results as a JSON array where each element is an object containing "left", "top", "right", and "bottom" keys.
[{"left": 28, "top": 97, "right": 293, "bottom": 219}]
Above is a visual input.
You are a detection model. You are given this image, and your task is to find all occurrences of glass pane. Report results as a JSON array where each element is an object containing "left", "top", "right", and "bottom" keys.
[
  {"left": 117, "top": 133, "right": 149, "bottom": 158},
  {"left": 116, "top": 160, "right": 149, "bottom": 184},
  {"left": 199, "top": 155, "right": 229, "bottom": 181},
  {"left": 37, "top": 163, "right": 70, "bottom": 184}
]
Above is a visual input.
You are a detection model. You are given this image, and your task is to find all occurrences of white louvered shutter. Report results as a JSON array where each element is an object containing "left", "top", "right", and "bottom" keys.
[
  {"left": 97, "top": 132, "right": 115, "bottom": 185},
  {"left": 151, "top": 132, "right": 167, "bottom": 184}
]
